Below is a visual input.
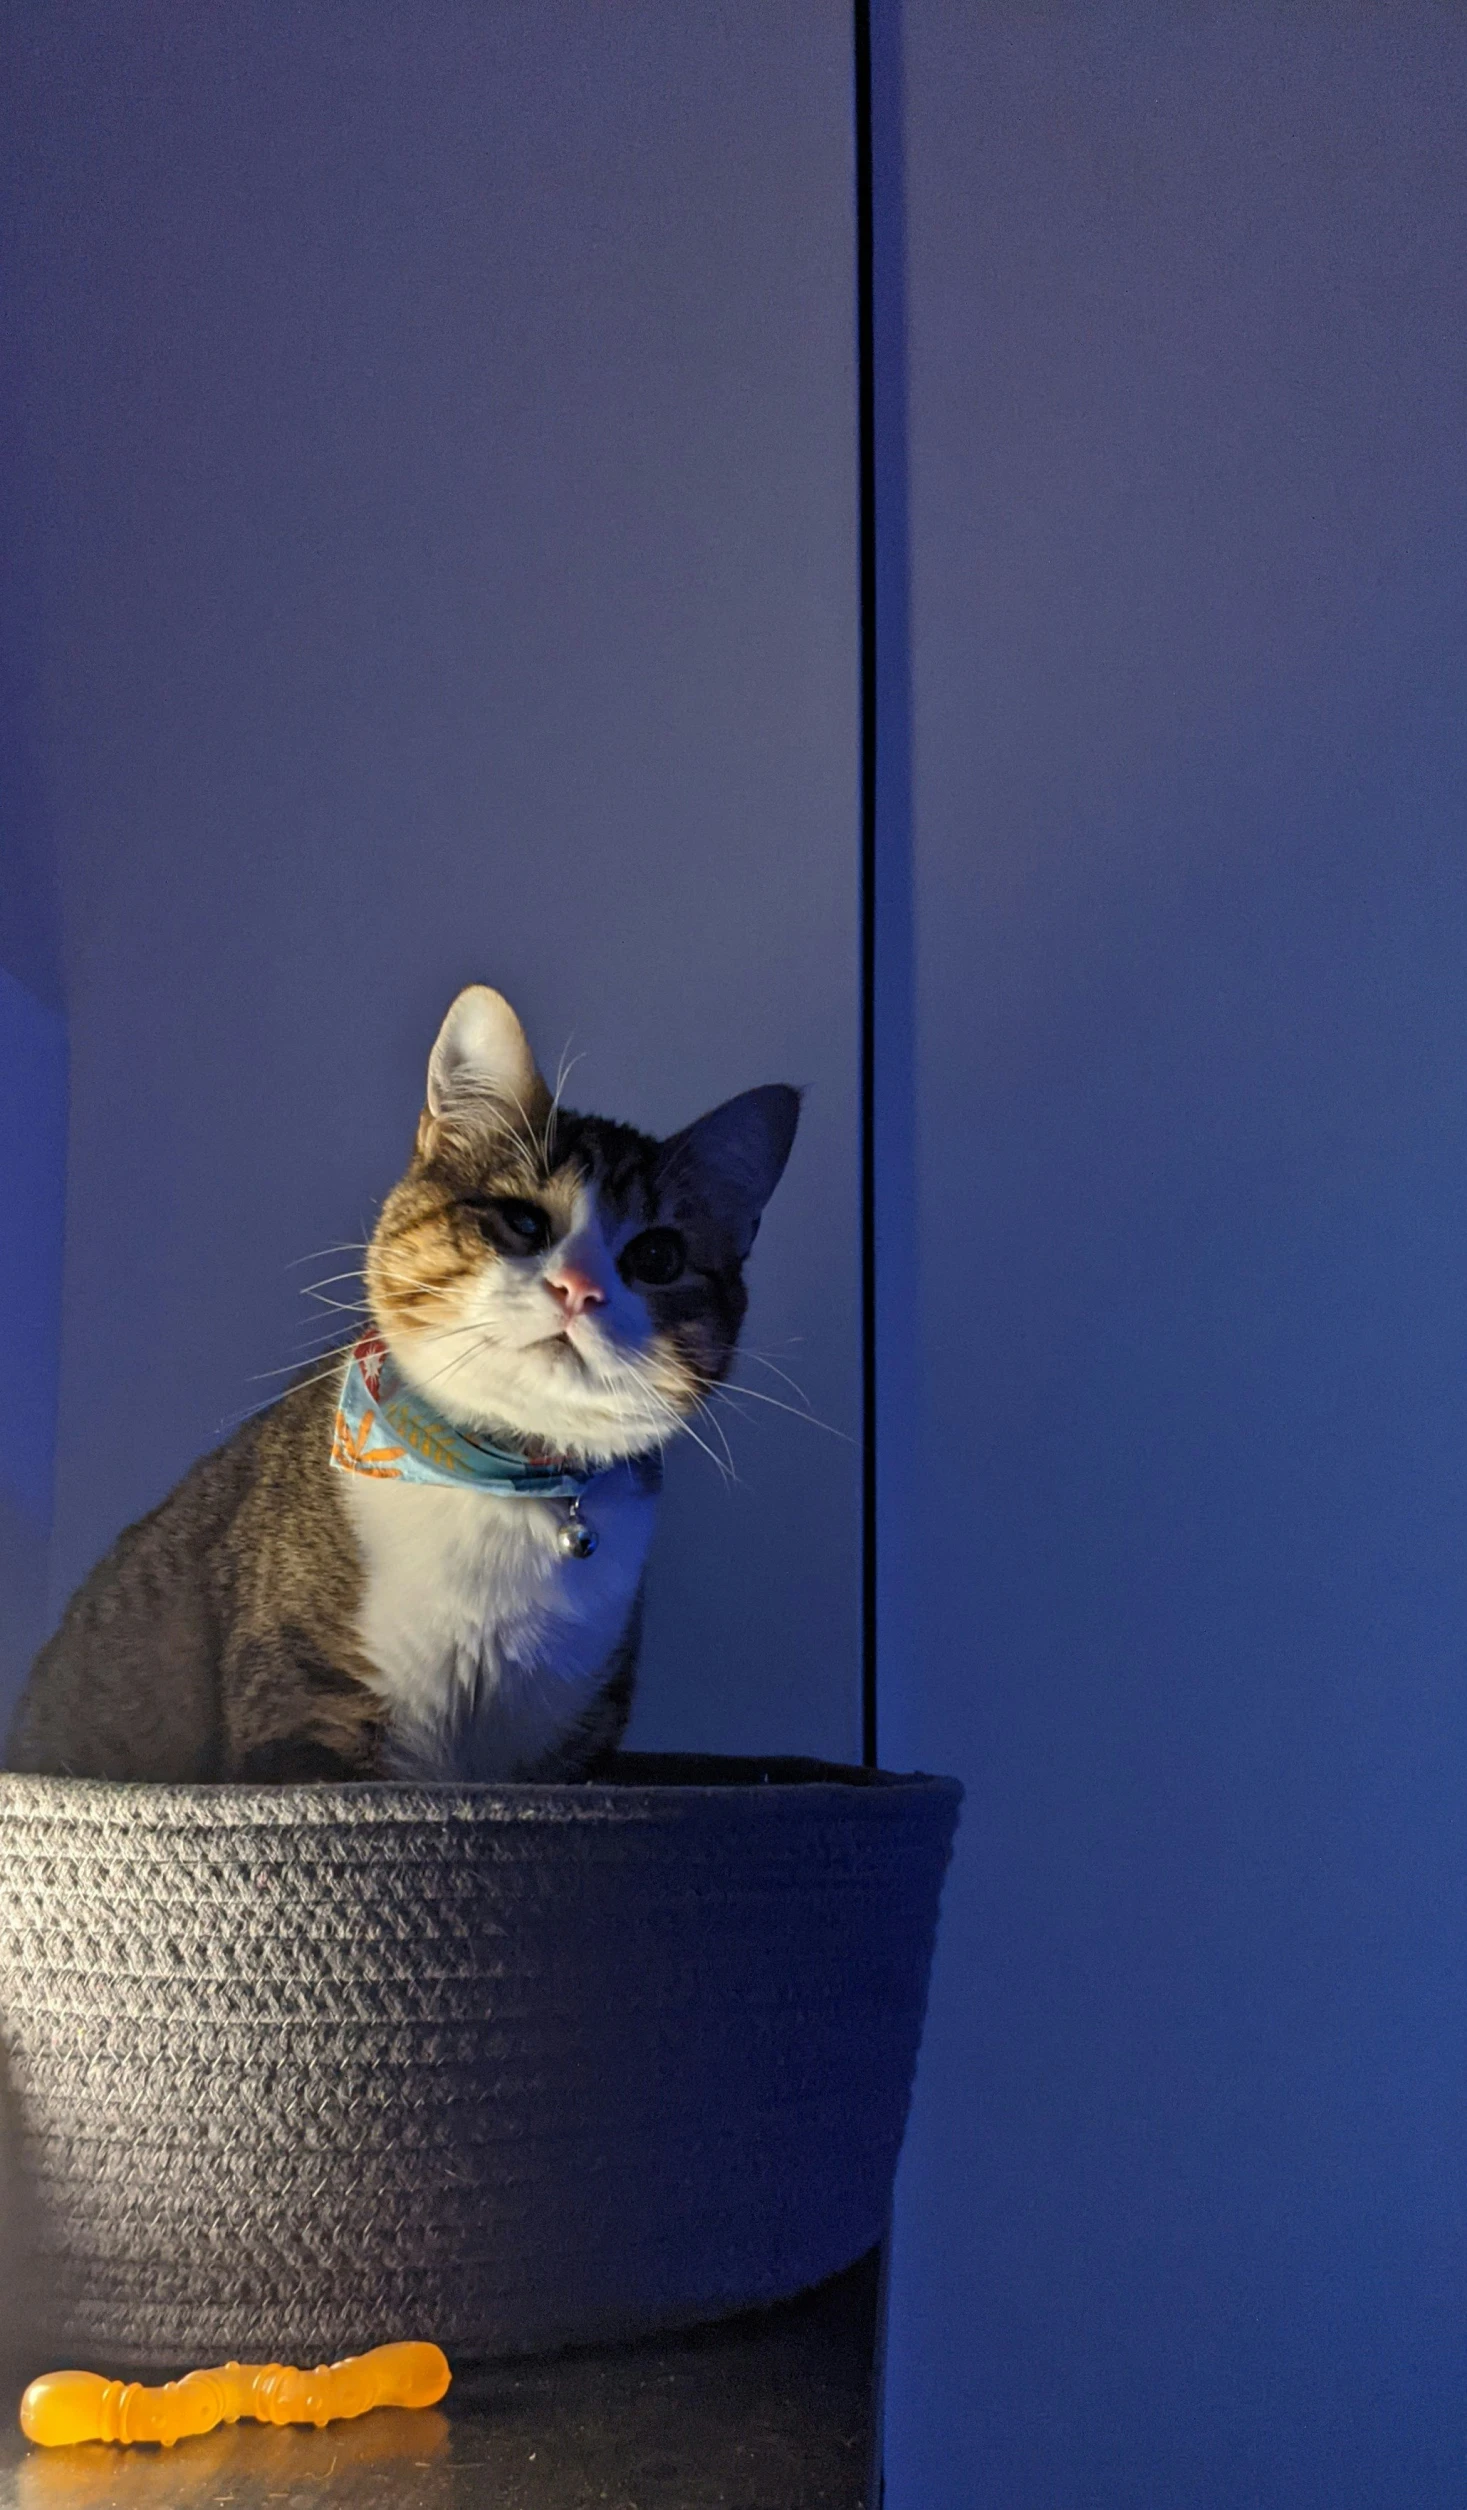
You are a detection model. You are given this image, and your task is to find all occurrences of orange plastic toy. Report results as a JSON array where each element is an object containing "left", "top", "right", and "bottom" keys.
[{"left": 19, "top": 2340, "right": 451, "bottom": 2449}]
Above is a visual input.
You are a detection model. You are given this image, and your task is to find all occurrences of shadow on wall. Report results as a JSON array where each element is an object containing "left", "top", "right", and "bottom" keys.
[{"left": 0, "top": 969, "right": 66, "bottom": 1726}]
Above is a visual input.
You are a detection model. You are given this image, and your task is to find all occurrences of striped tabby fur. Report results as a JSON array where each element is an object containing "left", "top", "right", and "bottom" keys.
[{"left": 7, "top": 988, "right": 798, "bottom": 1782}]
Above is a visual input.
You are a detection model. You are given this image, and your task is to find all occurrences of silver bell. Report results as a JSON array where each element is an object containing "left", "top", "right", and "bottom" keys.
[{"left": 557, "top": 1499, "right": 598, "bottom": 1560}]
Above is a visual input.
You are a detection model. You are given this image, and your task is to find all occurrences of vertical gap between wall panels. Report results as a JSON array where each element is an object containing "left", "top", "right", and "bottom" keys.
[{"left": 854, "top": 0, "right": 879, "bottom": 1771}]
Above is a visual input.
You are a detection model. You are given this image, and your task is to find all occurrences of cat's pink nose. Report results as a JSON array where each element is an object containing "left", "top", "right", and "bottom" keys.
[{"left": 546, "top": 1264, "right": 607, "bottom": 1319}]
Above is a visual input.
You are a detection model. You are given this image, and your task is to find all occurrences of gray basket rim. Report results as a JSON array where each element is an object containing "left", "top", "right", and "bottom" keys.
[{"left": 0, "top": 1759, "right": 963, "bottom": 1834}]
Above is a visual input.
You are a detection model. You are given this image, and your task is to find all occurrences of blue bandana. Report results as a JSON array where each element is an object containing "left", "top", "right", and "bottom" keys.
[{"left": 330, "top": 1334, "right": 594, "bottom": 1498}]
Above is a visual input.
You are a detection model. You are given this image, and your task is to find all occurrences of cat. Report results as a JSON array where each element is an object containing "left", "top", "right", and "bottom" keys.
[{"left": 6, "top": 986, "right": 799, "bottom": 1783}]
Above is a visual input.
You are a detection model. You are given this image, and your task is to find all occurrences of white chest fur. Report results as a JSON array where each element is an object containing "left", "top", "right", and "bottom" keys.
[{"left": 341, "top": 1464, "right": 657, "bottom": 1780}]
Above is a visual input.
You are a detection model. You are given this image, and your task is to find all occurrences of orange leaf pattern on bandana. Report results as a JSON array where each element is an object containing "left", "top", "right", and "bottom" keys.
[{"left": 330, "top": 1406, "right": 408, "bottom": 1478}]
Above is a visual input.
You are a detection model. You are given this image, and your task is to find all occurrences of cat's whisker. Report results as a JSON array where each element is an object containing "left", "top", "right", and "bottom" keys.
[
  {"left": 542, "top": 1040, "right": 585, "bottom": 1167},
  {"left": 599, "top": 1364, "right": 682, "bottom": 1473},
  {"left": 271, "top": 1301, "right": 493, "bottom": 1393},
  {"left": 423, "top": 1345, "right": 486, "bottom": 1396},
  {"left": 687, "top": 1391, "right": 739, "bottom": 1483},
  {"left": 618, "top": 1358, "right": 737, "bottom": 1486},
  {"left": 471, "top": 1075, "right": 553, "bottom": 1180},
  {"left": 670, "top": 1406, "right": 738, "bottom": 1486},
  {"left": 505, "top": 1087, "right": 549, "bottom": 1177},
  {"left": 409, "top": 1330, "right": 504, "bottom": 1404},
  {"left": 219, "top": 1353, "right": 359, "bottom": 1427},
  {"left": 739, "top": 1350, "right": 816, "bottom": 1408},
  {"left": 602, "top": 1374, "right": 641, "bottom": 1468},
  {"left": 365, "top": 1280, "right": 466, "bottom": 1320},
  {"left": 441, "top": 1075, "right": 545, "bottom": 1178},
  {"left": 711, "top": 1381, "right": 853, "bottom": 1443},
  {"left": 705, "top": 1389, "right": 757, "bottom": 1428},
  {"left": 246, "top": 1339, "right": 359, "bottom": 1387},
  {"left": 410, "top": 1314, "right": 505, "bottom": 1348},
  {"left": 285, "top": 1242, "right": 372, "bottom": 1271},
  {"left": 288, "top": 1322, "right": 367, "bottom": 1356}
]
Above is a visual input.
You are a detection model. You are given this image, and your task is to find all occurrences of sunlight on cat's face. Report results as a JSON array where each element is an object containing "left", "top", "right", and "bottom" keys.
[{"left": 364, "top": 987, "right": 799, "bottom": 1467}]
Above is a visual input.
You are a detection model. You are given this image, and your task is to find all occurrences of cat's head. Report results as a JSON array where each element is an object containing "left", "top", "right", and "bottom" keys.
[{"left": 364, "top": 986, "right": 800, "bottom": 1465}]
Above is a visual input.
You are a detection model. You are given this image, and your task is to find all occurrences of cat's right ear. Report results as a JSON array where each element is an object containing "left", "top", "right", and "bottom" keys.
[
  {"left": 658, "top": 1083, "right": 801, "bottom": 1256},
  {"left": 420, "top": 987, "right": 548, "bottom": 1147}
]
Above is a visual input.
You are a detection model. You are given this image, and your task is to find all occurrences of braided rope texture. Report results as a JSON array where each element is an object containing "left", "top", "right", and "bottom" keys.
[{"left": 0, "top": 1757, "right": 960, "bottom": 2367}]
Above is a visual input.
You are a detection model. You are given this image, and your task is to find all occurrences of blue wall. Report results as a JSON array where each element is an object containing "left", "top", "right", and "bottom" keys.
[
  {"left": 882, "top": 8, "right": 1467, "bottom": 2504},
  {"left": 3, "top": 2, "right": 861, "bottom": 1760}
]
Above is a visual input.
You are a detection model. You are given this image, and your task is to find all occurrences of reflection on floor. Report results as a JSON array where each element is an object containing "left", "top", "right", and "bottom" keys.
[{"left": 0, "top": 2250, "right": 881, "bottom": 2510}]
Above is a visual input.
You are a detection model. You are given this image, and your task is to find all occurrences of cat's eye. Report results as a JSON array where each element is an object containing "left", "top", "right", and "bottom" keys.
[
  {"left": 620, "top": 1227, "right": 686, "bottom": 1288},
  {"left": 469, "top": 1197, "right": 553, "bottom": 1256}
]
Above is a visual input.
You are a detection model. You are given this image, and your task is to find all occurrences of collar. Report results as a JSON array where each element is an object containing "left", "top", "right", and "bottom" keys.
[{"left": 330, "top": 1332, "right": 598, "bottom": 1498}]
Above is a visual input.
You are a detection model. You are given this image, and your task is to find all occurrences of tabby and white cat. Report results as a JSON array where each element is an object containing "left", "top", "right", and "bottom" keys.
[{"left": 7, "top": 987, "right": 798, "bottom": 1782}]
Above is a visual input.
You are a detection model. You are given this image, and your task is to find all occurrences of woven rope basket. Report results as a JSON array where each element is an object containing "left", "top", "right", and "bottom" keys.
[{"left": 0, "top": 1754, "right": 959, "bottom": 2369}]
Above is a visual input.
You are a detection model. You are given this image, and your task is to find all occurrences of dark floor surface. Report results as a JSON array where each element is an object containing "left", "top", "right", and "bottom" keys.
[{"left": 0, "top": 2253, "right": 882, "bottom": 2510}]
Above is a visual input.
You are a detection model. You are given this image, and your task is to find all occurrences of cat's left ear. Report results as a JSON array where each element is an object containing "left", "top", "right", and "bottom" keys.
[
  {"left": 659, "top": 1085, "right": 801, "bottom": 1256},
  {"left": 425, "top": 985, "right": 549, "bottom": 1122}
]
